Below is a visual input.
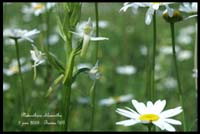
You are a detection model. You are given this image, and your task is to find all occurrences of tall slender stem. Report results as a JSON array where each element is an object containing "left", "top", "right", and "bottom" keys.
[
  {"left": 194, "top": 23, "right": 197, "bottom": 91},
  {"left": 63, "top": 51, "right": 75, "bottom": 131},
  {"left": 151, "top": 12, "right": 157, "bottom": 101},
  {"left": 170, "top": 22, "right": 186, "bottom": 131},
  {"left": 90, "top": 2, "right": 99, "bottom": 131},
  {"left": 14, "top": 39, "right": 25, "bottom": 112}
]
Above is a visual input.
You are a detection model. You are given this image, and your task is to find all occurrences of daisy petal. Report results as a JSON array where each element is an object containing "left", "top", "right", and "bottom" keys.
[
  {"left": 116, "top": 119, "right": 139, "bottom": 126},
  {"left": 145, "top": 7, "right": 154, "bottom": 25},
  {"left": 153, "top": 120, "right": 165, "bottom": 130},
  {"left": 153, "top": 100, "right": 166, "bottom": 114},
  {"left": 160, "top": 106, "right": 183, "bottom": 118},
  {"left": 162, "top": 121, "right": 176, "bottom": 131},
  {"left": 163, "top": 118, "right": 182, "bottom": 125},
  {"left": 116, "top": 108, "right": 139, "bottom": 119},
  {"left": 132, "top": 100, "right": 147, "bottom": 114}
]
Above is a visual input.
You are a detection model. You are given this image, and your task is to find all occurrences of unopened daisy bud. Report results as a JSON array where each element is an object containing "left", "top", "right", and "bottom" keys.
[{"left": 163, "top": 10, "right": 183, "bottom": 23}]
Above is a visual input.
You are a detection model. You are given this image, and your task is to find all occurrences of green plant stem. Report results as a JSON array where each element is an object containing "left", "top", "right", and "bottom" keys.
[
  {"left": 90, "top": 81, "right": 96, "bottom": 130},
  {"left": 14, "top": 39, "right": 25, "bottom": 112},
  {"left": 63, "top": 51, "right": 75, "bottom": 131},
  {"left": 170, "top": 22, "right": 186, "bottom": 131},
  {"left": 151, "top": 12, "right": 157, "bottom": 102},
  {"left": 194, "top": 23, "right": 197, "bottom": 91},
  {"left": 90, "top": 3, "right": 99, "bottom": 131}
]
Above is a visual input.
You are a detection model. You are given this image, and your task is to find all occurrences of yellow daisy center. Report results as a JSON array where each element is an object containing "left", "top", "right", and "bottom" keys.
[
  {"left": 33, "top": 4, "right": 45, "bottom": 10},
  {"left": 139, "top": 114, "right": 159, "bottom": 122}
]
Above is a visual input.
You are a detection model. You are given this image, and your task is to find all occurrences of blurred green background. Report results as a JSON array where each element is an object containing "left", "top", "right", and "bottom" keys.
[{"left": 3, "top": 2, "right": 197, "bottom": 131}]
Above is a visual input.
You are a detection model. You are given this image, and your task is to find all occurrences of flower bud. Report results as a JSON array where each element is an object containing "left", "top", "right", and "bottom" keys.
[{"left": 163, "top": 10, "right": 183, "bottom": 23}]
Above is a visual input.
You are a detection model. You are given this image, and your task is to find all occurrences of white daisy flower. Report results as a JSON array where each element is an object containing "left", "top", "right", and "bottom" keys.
[
  {"left": 3, "top": 58, "right": 31, "bottom": 76},
  {"left": 3, "top": 28, "right": 40, "bottom": 42},
  {"left": 177, "top": 50, "right": 192, "bottom": 61},
  {"left": 116, "top": 65, "right": 136, "bottom": 75},
  {"left": 179, "top": 2, "right": 197, "bottom": 13},
  {"left": 22, "top": 3, "right": 56, "bottom": 16},
  {"left": 70, "top": 18, "right": 109, "bottom": 57},
  {"left": 99, "top": 94, "right": 133, "bottom": 106},
  {"left": 116, "top": 99, "right": 182, "bottom": 132},
  {"left": 30, "top": 44, "right": 46, "bottom": 67},
  {"left": 120, "top": 2, "right": 174, "bottom": 25}
]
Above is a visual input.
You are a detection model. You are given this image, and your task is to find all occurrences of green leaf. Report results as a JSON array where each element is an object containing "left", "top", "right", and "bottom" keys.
[
  {"left": 45, "top": 74, "right": 64, "bottom": 97},
  {"left": 72, "top": 67, "right": 90, "bottom": 83}
]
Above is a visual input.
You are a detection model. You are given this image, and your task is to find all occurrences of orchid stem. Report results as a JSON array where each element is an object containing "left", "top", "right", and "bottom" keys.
[{"left": 90, "top": 2, "right": 99, "bottom": 131}]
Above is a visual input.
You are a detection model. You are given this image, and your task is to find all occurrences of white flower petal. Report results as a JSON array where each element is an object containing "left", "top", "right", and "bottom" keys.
[
  {"left": 162, "top": 121, "right": 176, "bottom": 131},
  {"left": 160, "top": 106, "right": 183, "bottom": 118},
  {"left": 153, "top": 100, "right": 166, "bottom": 114},
  {"left": 163, "top": 118, "right": 182, "bottom": 125},
  {"left": 146, "top": 101, "right": 154, "bottom": 112},
  {"left": 116, "top": 108, "right": 139, "bottom": 119},
  {"left": 153, "top": 120, "right": 165, "bottom": 130},
  {"left": 90, "top": 37, "right": 109, "bottom": 41},
  {"left": 132, "top": 100, "right": 147, "bottom": 114},
  {"left": 70, "top": 31, "right": 83, "bottom": 38},
  {"left": 145, "top": 7, "right": 154, "bottom": 25},
  {"left": 116, "top": 119, "right": 140, "bottom": 126}
]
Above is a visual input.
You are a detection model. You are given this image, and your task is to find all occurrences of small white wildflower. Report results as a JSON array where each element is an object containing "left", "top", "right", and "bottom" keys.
[
  {"left": 70, "top": 18, "right": 109, "bottom": 56},
  {"left": 87, "top": 61, "right": 100, "bottom": 80},
  {"left": 30, "top": 44, "right": 46, "bottom": 67}
]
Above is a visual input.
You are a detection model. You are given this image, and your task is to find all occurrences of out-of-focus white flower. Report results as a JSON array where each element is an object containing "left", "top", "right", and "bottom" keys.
[
  {"left": 179, "top": 2, "right": 197, "bottom": 13},
  {"left": 99, "top": 94, "right": 133, "bottom": 106},
  {"left": 70, "top": 18, "right": 109, "bottom": 56},
  {"left": 116, "top": 99, "right": 182, "bottom": 131},
  {"left": 77, "top": 97, "right": 90, "bottom": 104},
  {"left": 116, "top": 65, "right": 136, "bottom": 75},
  {"left": 120, "top": 2, "right": 174, "bottom": 25},
  {"left": 163, "top": 77, "right": 177, "bottom": 89},
  {"left": 177, "top": 25, "right": 195, "bottom": 45},
  {"left": 3, "top": 58, "right": 31, "bottom": 76},
  {"left": 3, "top": 28, "right": 40, "bottom": 42},
  {"left": 30, "top": 44, "right": 46, "bottom": 67},
  {"left": 87, "top": 61, "right": 100, "bottom": 80},
  {"left": 47, "top": 34, "right": 59, "bottom": 45},
  {"left": 3, "top": 82, "right": 10, "bottom": 91},
  {"left": 22, "top": 3, "right": 56, "bottom": 16},
  {"left": 192, "top": 69, "right": 198, "bottom": 78},
  {"left": 140, "top": 45, "right": 147, "bottom": 55},
  {"left": 159, "top": 46, "right": 180, "bottom": 55},
  {"left": 177, "top": 50, "right": 192, "bottom": 61}
]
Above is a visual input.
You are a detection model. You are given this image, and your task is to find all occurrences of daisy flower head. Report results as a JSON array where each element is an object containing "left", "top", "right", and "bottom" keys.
[
  {"left": 70, "top": 17, "right": 109, "bottom": 57},
  {"left": 22, "top": 3, "right": 56, "bottom": 16},
  {"left": 3, "top": 28, "right": 40, "bottom": 42},
  {"left": 116, "top": 99, "right": 182, "bottom": 131},
  {"left": 99, "top": 94, "right": 133, "bottom": 106},
  {"left": 179, "top": 2, "right": 197, "bottom": 14},
  {"left": 120, "top": 2, "right": 174, "bottom": 25}
]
